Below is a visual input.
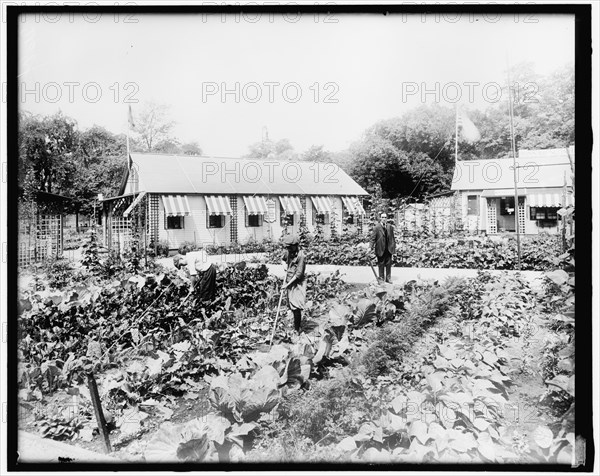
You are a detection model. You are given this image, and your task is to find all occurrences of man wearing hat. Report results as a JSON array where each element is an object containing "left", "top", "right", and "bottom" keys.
[
  {"left": 370, "top": 212, "right": 396, "bottom": 283},
  {"left": 281, "top": 234, "right": 307, "bottom": 334}
]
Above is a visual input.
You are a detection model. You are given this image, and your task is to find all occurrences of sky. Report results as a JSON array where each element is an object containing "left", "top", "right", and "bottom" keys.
[{"left": 17, "top": 12, "right": 575, "bottom": 157}]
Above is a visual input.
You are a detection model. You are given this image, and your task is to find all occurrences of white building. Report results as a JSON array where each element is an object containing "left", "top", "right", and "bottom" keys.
[
  {"left": 451, "top": 147, "right": 574, "bottom": 235},
  {"left": 101, "top": 153, "right": 369, "bottom": 251}
]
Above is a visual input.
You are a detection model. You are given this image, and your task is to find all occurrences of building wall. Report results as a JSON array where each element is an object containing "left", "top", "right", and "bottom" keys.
[
  {"left": 457, "top": 191, "right": 485, "bottom": 233},
  {"left": 157, "top": 195, "right": 230, "bottom": 249},
  {"left": 155, "top": 194, "right": 361, "bottom": 249},
  {"left": 304, "top": 196, "right": 345, "bottom": 239},
  {"left": 457, "top": 190, "right": 563, "bottom": 235},
  {"left": 236, "top": 195, "right": 281, "bottom": 244}
]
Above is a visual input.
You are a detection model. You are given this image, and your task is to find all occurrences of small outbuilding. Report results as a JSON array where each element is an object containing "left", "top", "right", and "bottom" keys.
[
  {"left": 451, "top": 147, "right": 574, "bottom": 235},
  {"left": 101, "top": 153, "right": 369, "bottom": 252}
]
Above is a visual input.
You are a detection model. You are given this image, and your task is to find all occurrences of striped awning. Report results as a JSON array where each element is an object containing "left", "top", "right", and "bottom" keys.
[
  {"left": 341, "top": 196, "right": 366, "bottom": 216},
  {"left": 205, "top": 195, "right": 233, "bottom": 215},
  {"left": 123, "top": 191, "right": 147, "bottom": 218},
  {"left": 481, "top": 189, "right": 527, "bottom": 198},
  {"left": 161, "top": 195, "right": 191, "bottom": 217},
  {"left": 310, "top": 196, "right": 333, "bottom": 214},
  {"left": 279, "top": 196, "right": 303, "bottom": 215},
  {"left": 243, "top": 195, "right": 268, "bottom": 215},
  {"left": 528, "top": 191, "right": 574, "bottom": 207}
]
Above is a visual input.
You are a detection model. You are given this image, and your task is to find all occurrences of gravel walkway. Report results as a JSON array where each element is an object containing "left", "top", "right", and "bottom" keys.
[{"left": 155, "top": 253, "right": 546, "bottom": 289}]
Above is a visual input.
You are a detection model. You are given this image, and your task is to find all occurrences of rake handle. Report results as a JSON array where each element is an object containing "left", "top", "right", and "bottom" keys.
[{"left": 268, "top": 278, "right": 287, "bottom": 348}]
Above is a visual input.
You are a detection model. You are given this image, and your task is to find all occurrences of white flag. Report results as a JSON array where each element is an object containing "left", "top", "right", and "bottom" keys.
[{"left": 457, "top": 109, "right": 480, "bottom": 143}]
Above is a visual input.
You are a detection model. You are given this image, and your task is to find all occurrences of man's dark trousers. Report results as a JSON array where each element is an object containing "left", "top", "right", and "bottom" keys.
[
  {"left": 371, "top": 221, "right": 396, "bottom": 283},
  {"left": 378, "top": 251, "right": 392, "bottom": 282}
]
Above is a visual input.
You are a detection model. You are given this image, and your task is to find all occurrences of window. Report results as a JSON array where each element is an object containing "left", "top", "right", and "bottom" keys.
[
  {"left": 312, "top": 205, "right": 329, "bottom": 225},
  {"left": 530, "top": 207, "right": 559, "bottom": 221},
  {"left": 208, "top": 214, "right": 225, "bottom": 228},
  {"left": 246, "top": 213, "right": 263, "bottom": 227},
  {"left": 467, "top": 195, "right": 479, "bottom": 215},
  {"left": 166, "top": 216, "right": 183, "bottom": 229},
  {"left": 280, "top": 205, "right": 294, "bottom": 226},
  {"left": 500, "top": 197, "right": 515, "bottom": 215},
  {"left": 342, "top": 203, "right": 355, "bottom": 224}
]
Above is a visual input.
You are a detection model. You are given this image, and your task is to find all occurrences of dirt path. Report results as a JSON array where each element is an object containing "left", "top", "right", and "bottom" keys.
[{"left": 503, "top": 312, "right": 561, "bottom": 435}]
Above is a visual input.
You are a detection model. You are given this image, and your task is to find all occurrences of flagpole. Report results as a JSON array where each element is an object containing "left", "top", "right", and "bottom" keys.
[
  {"left": 126, "top": 106, "right": 131, "bottom": 162},
  {"left": 127, "top": 105, "right": 135, "bottom": 263},
  {"left": 506, "top": 57, "right": 521, "bottom": 270},
  {"left": 455, "top": 104, "right": 459, "bottom": 162}
]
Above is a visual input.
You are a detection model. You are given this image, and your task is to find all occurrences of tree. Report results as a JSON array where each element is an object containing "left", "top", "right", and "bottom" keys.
[
  {"left": 470, "top": 63, "right": 574, "bottom": 157},
  {"left": 517, "top": 64, "right": 574, "bottom": 149},
  {"left": 131, "top": 102, "right": 176, "bottom": 152},
  {"left": 301, "top": 145, "right": 332, "bottom": 163},
  {"left": 245, "top": 138, "right": 297, "bottom": 160},
  {"left": 348, "top": 133, "right": 449, "bottom": 199},
  {"left": 153, "top": 138, "right": 182, "bottom": 154},
  {"left": 345, "top": 63, "right": 574, "bottom": 199},
  {"left": 79, "top": 125, "right": 126, "bottom": 165},
  {"left": 74, "top": 126, "right": 127, "bottom": 218},
  {"left": 346, "top": 104, "right": 459, "bottom": 199},
  {"left": 18, "top": 111, "right": 78, "bottom": 196},
  {"left": 181, "top": 141, "right": 203, "bottom": 156},
  {"left": 18, "top": 110, "right": 204, "bottom": 223}
]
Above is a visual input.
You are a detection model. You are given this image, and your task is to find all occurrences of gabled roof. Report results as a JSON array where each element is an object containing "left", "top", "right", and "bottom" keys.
[
  {"left": 124, "top": 153, "right": 369, "bottom": 196},
  {"left": 451, "top": 147, "right": 574, "bottom": 191}
]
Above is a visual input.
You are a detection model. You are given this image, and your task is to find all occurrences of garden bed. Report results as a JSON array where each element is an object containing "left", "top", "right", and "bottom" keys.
[
  {"left": 147, "top": 232, "right": 563, "bottom": 272},
  {"left": 17, "top": 243, "right": 575, "bottom": 464},
  {"left": 265, "top": 233, "right": 564, "bottom": 272}
]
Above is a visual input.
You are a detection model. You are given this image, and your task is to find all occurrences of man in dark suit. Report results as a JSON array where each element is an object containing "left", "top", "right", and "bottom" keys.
[{"left": 370, "top": 212, "right": 396, "bottom": 283}]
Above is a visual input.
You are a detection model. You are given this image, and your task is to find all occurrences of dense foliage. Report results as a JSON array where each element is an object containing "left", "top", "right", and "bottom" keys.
[
  {"left": 18, "top": 104, "right": 202, "bottom": 217},
  {"left": 266, "top": 232, "right": 562, "bottom": 271},
  {"left": 347, "top": 64, "right": 574, "bottom": 199},
  {"left": 245, "top": 272, "right": 574, "bottom": 464},
  {"left": 17, "top": 234, "right": 576, "bottom": 464}
]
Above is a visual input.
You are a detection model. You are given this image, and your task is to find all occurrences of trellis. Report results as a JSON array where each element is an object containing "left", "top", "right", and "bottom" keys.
[
  {"left": 517, "top": 198, "right": 526, "bottom": 234},
  {"left": 487, "top": 199, "right": 498, "bottom": 234},
  {"left": 18, "top": 192, "right": 68, "bottom": 267},
  {"left": 18, "top": 214, "right": 63, "bottom": 266},
  {"left": 394, "top": 193, "right": 465, "bottom": 238},
  {"left": 356, "top": 197, "right": 365, "bottom": 234},
  {"left": 148, "top": 194, "right": 160, "bottom": 245},
  {"left": 300, "top": 196, "right": 307, "bottom": 228},
  {"left": 229, "top": 196, "right": 238, "bottom": 243},
  {"left": 103, "top": 193, "right": 148, "bottom": 254}
]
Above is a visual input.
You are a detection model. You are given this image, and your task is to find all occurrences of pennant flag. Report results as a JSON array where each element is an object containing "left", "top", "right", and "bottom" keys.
[
  {"left": 128, "top": 104, "right": 135, "bottom": 129},
  {"left": 457, "top": 109, "right": 480, "bottom": 143}
]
